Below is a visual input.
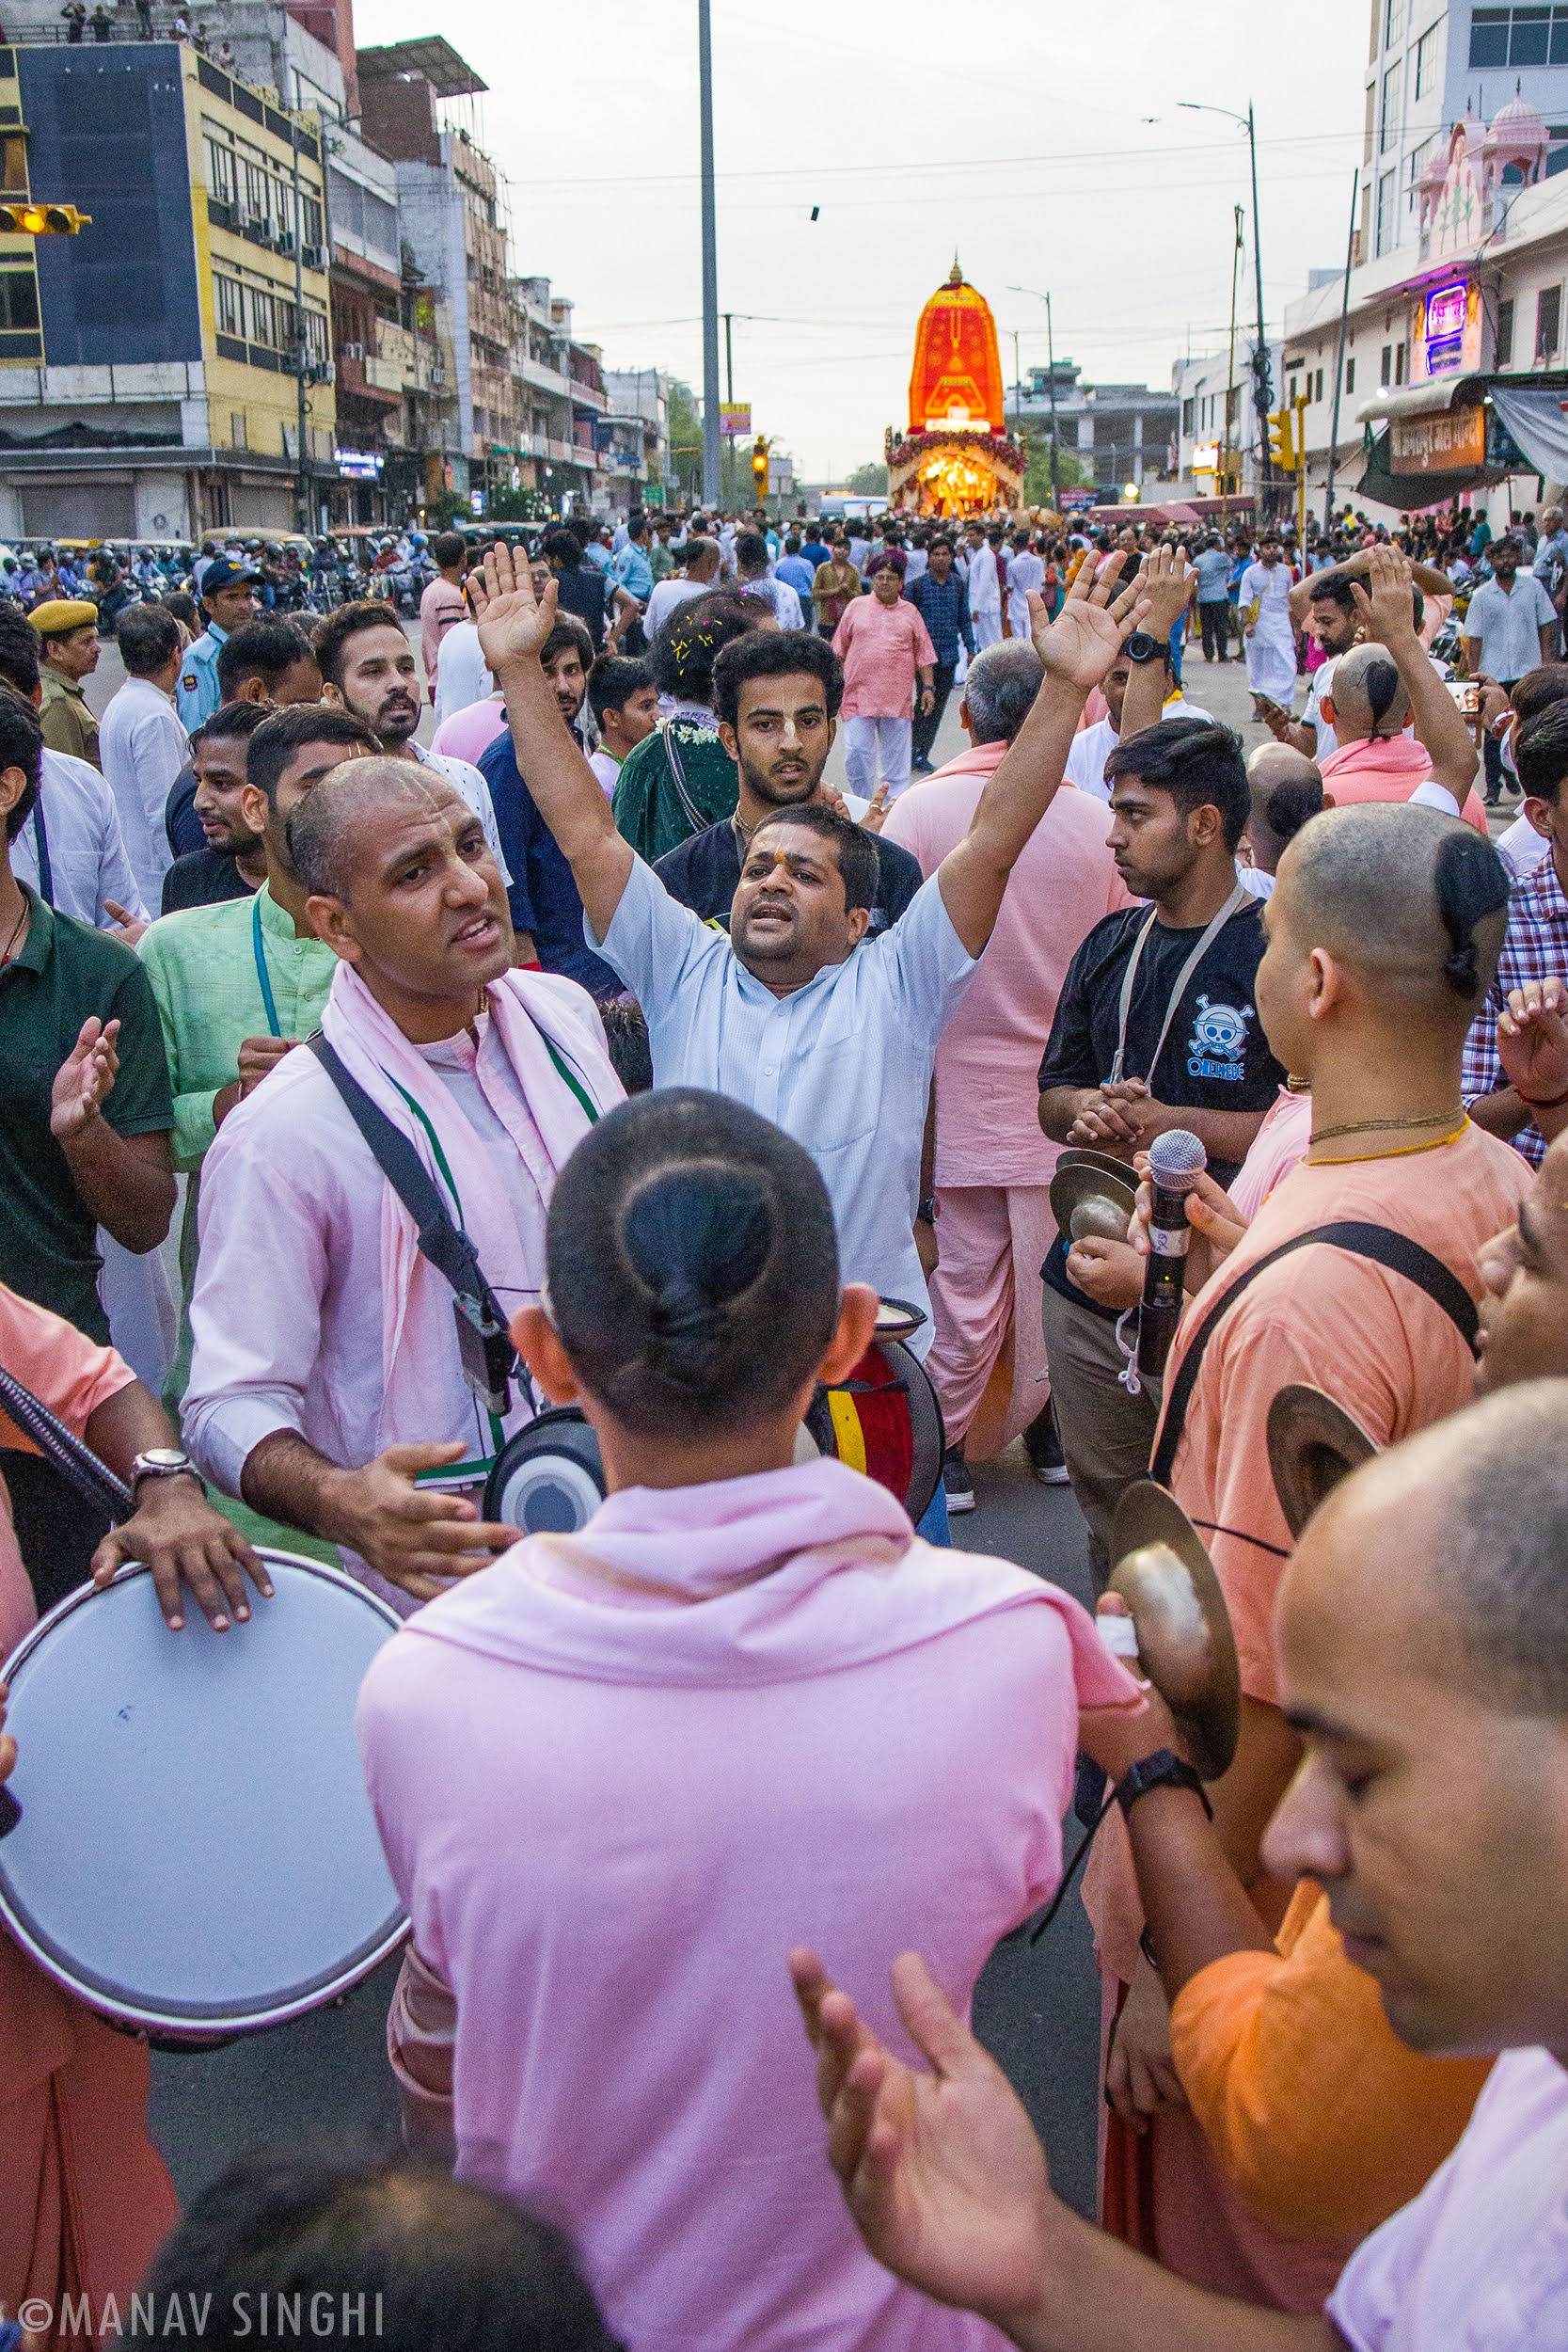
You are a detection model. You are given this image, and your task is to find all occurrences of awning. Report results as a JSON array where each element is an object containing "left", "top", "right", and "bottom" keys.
[
  {"left": 1356, "top": 423, "right": 1512, "bottom": 510},
  {"left": 1486, "top": 385, "right": 1568, "bottom": 483},
  {"left": 1354, "top": 374, "right": 1485, "bottom": 430}
]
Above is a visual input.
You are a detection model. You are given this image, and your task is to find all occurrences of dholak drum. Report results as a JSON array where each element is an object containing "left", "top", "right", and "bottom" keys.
[
  {"left": 0, "top": 1550, "right": 407, "bottom": 2044},
  {"left": 802, "top": 1299, "right": 946, "bottom": 1524},
  {"left": 484, "top": 1299, "right": 946, "bottom": 1536}
]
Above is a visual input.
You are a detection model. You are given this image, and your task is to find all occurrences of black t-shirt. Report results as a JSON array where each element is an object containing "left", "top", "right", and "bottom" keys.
[
  {"left": 654, "top": 815, "right": 923, "bottom": 936},
  {"left": 161, "top": 848, "right": 255, "bottom": 914},
  {"left": 165, "top": 761, "right": 201, "bottom": 859},
  {"left": 1037, "top": 896, "right": 1285, "bottom": 1315}
]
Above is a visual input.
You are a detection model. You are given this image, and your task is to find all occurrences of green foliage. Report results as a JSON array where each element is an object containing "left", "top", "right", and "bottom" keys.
[
  {"left": 666, "top": 378, "right": 705, "bottom": 503},
  {"left": 423, "top": 487, "right": 467, "bottom": 529},
  {"left": 487, "top": 483, "right": 549, "bottom": 521},
  {"left": 847, "top": 459, "right": 889, "bottom": 497},
  {"left": 1022, "top": 431, "right": 1087, "bottom": 507}
]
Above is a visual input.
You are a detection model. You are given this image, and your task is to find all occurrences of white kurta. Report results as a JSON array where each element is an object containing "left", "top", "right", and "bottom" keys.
[{"left": 1240, "top": 561, "right": 1298, "bottom": 704}]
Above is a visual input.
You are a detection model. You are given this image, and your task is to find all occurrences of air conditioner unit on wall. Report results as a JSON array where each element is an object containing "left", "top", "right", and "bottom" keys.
[
  {"left": 340, "top": 342, "right": 363, "bottom": 361},
  {"left": 301, "top": 244, "right": 325, "bottom": 271}
]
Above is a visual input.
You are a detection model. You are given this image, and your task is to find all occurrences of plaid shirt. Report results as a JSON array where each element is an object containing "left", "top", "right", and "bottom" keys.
[
  {"left": 1462, "top": 850, "right": 1568, "bottom": 1166},
  {"left": 904, "top": 569, "right": 974, "bottom": 665}
]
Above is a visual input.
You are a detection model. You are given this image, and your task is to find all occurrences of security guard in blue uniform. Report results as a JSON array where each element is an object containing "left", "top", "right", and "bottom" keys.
[{"left": 175, "top": 556, "right": 260, "bottom": 731}]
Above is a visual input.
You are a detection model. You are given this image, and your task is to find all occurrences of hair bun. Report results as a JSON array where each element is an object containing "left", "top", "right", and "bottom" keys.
[{"left": 1434, "top": 830, "right": 1510, "bottom": 1000}]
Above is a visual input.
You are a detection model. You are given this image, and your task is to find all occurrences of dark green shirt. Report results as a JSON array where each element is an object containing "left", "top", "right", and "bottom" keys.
[{"left": 0, "top": 885, "right": 173, "bottom": 1340}]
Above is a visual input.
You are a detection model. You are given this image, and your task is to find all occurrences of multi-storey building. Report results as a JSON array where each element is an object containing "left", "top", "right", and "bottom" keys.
[
  {"left": 1006, "top": 358, "right": 1179, "bottom": 499},
  {"left": 509, "top": 276, "right": 605, "bottom": 514},
  {"left": 0, "top": 27, "right": 334, "bottom": 540},
  {"left": 600, "top": 367, "right": 672, "bottom": 510},
  {"left": 1170, "top": 339, "right": 1288, "bottom": 504}
]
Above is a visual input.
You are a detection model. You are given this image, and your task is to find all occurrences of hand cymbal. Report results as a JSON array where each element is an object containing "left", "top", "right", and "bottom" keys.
[{"left": 1108, "top": 1481, "right": 1243, "bottom": 1780}]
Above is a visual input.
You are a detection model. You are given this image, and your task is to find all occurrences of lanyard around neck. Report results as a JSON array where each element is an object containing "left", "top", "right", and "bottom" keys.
[
  {"left": 1109, "top": 878, "right": 1251, "bottom": 1087},
  {"left": 251, "top": 892, "right": 281, "bottom": 1038},
  {"left": 30, "top": 800, "right": 52, "bottom": 908}
]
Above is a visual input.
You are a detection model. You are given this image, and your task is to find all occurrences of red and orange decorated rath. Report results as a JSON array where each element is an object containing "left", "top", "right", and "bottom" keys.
[{"left": 886, "top": 262, "right": 1024, "bottom": 516}]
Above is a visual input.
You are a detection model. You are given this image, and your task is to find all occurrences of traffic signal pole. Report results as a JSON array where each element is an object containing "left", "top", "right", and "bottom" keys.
[{"left": 698, "top": 0, "right": 721, "bottom": 510}]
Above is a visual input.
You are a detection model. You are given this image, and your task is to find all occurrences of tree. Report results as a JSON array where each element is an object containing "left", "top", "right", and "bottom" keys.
[
  {"left": 1022, "top": 430, "right": 1088, "bottom": 508},
  {"left": 666, "top": 378, "right": 705, "bottom": 506},
  {"left": 847, "top": 459, "right": 889, "bottom": 497}
]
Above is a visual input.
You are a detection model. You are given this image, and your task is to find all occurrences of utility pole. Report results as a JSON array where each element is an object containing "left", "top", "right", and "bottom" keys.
[
  {"left": 1222, "top": 203, "right": 1243, "bottom": 510},
  {"left": 723, "top": 309, "right": 734, "bottom": 508},
  {"left": 1045, "top": 292, "right": 1061, "bottom": 514},
  {"left": 1323, "top": 167, "right": 1360, "bottom": 534},
  {"left": 698, "top": 0, "right": 721, "bottom": 510},
  {"left": 1247, "top": 103, "right": 1273, "bottom": 525}
]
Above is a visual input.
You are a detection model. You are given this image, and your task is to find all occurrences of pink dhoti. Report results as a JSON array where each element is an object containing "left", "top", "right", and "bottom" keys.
[{"left": 925, "top": 1184, "right": 1054, "bottom": 1458}]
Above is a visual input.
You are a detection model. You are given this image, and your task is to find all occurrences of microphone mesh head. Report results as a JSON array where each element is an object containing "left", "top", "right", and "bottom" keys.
[{"left": 1148, "top": 1128, "right": 1207, "bottom": 1188}]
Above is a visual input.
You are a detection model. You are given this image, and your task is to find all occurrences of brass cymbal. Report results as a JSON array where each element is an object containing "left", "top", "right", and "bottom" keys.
[
  {"left": 1108, "top": 1480, "right": 1243, "bottom": 1781},
  {"left": 1266, "top": 1384, "right": 1379, "bottom": 1543},
  {"left": 1050, "top": 1155, "right": 1139, "bottom": 1245}
]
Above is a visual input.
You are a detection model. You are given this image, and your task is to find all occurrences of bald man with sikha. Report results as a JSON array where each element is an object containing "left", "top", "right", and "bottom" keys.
[
  {"left": 795, "top": 1382, "right": 1568, "bottom": 2352},
  {"left": 182, "top": 756, "right": 623, "bottom": 1613},
  {"left": 1314, "top": 549, "right": 1490, "bottom": 832},
  {"left": 1242, "top": 743, "right": 1324, "bottom": 893},
  {"left": 1077, "top": 801, "right": 1534, "bottom": 2308}
]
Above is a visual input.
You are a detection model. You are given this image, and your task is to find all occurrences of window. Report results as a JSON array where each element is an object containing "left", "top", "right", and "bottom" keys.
[
  {"left": 1386, "top": 0, "right": 1405, "bottom": 40},
  {"left": 1345, "top": 356, "right": 1357, "bottom": 392},
  {"left": 1381, "top": 62, "right": 1402, "bottom": 152},
  {"left": 241, "top": 158, "right": 270, "bottom": 229},
  {"left": 1415, "top": 18, "right": 1444, "bottom": 92},
  {"left": 1396, "top": 339, "right": 1407, "bottom": 383},
  {"left": 1497, "top": 294, "right": 1515, "bottom": 363},
  {"left": 1376, "top": 167, "right": 1399, "bottom": 253},
  {"left": 230, "top": 410, "right": 247, "bottom": 449},
  {"left": 214, "top": 274, "right": 244, "bottom": 337},
  {"left": 1381, "top": 343, "right": 1393, "bottom": 385},
  {"left": 1316, "top": 366, "right": 1325, "bottom": 402},
  {"left": 1548, "top": 125, "right": 1568, "bottom": 174},
  {"left": 1289, "top": 374, "right": 1300, "bottom": 404},
  {"left": 0, "top": 270, "right": 38, "bottom": 330},
  {"left": 204, "top": 135, "right": 236, "bottom": 205},
  {"left": 1181, "top": 397, "right": 1195, "bottom": 434},
  {"left": 248, "top": 286, "right": 277, "bottom": 347},
  {"left": 1469, "top": 6, "right": 1568, "bottom": 67},
  {"left": 1538, "top": 283, "right": 1561, "bottom": 358}
]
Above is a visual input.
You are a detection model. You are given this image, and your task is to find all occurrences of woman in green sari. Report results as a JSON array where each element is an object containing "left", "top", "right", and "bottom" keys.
[{"left": 611, "top": 593, "right": 763, "bottom": 863}]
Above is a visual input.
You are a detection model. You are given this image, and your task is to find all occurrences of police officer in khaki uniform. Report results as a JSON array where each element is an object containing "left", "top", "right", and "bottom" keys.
[{"left": 29, "top": 598, "right": 102, "bottom": 770}]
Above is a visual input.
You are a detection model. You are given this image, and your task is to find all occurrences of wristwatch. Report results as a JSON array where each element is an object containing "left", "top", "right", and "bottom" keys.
[
  {"left": 129, "top": 1446, "right": 207, "bottom": 1501},
  {"left": 916, "top": 1194, "right": 939, "bottom": 1226},
  {"left": 1114, "top": 1748, "right": 1212, "bottom": 1820},
  {"left": 1122, "top": 630, "right": 1164, "bottom": 666}
]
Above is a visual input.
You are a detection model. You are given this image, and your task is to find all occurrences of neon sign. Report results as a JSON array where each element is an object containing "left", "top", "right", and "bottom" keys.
[{"left": 1424, "top": 282, "right": 1469, "bottom": 374}]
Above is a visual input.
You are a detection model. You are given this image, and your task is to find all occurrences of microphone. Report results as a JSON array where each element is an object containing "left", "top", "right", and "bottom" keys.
[{"left": 1136, "top": 1129, "right": 1207, "bottom": 1381}]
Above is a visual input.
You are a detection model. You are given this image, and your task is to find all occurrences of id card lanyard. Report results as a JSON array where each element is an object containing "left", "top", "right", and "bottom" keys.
[
  {"left": 1108, "top": 879, "right": 1251, "bottom": 1087},
  {"left": 251, "top": 893, "right": 281, "bottom": 1038}
]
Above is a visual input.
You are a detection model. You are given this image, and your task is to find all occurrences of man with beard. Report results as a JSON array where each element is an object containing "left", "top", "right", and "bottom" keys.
[
  {"left": 314, "top": 601, "right": 509, "bottom": 882},
  {"left": 653, "top": 630, "right": 921, "bottom": 935},
  {"left": 470, "top": 539, "right": 1151, "bottom": 1347}
]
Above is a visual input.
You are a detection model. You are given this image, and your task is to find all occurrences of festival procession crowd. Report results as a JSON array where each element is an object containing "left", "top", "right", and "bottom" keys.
[{"left": 7, "top": 484, "right": 1568, "bottom": 2352}]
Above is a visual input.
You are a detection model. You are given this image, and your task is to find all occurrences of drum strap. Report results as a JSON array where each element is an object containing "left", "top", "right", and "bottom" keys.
[
  {"left": 307, "top": 1035, "right": 523, "bottom": 1421},
  {"left": 1149, "top": 1220, "right": 1480, "bottom": 1491}
]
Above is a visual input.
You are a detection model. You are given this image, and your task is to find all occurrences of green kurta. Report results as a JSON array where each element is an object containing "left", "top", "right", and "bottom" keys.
[{"left": 611, "top": 714, "right": 739, "bottom": 865}]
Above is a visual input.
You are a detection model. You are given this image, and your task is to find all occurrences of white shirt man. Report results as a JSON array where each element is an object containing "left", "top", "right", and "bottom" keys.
[
  {"left": 962, "top": 534, "right": 1003, "bottom": 649},
  {"left": 1006, "top": 545, "right": 1045, "bottom": 640},
  {"left": 10, "top": 748, "right": 147, "bottom": 930},
  {"left": 433, "top": 620, "right": 493, "bottom": 729},
  {"left": 99, "top": 671, "right": 189, "bottom": 914},
  {"left": 1064, "top": 690, "right": 1214, "bottom": 802}
]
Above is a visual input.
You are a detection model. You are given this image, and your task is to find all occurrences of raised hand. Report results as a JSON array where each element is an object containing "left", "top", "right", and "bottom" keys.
[
  {"left": 1498, "top": 975, "right": 1568, "bottom": 1108},
  {"left": 789, "top": 1947, "right": 1055, "bottom": 2328},
  {"left": 50, "top": 1015, "right": 119, "bottom": 1141},
  {"left": 1348, "top": 545, "right": 1419, "bottom": 648},
  {"left": 103, "top": 898, "right": 147, "bottom": 947},
  {"left": 471, "top": 539, "right": 561, "bottom": 676},
  {"left": 1133, "top": 543, "right": 1196, "bottom": 641},
  {"left": 1027, "top": 550, "right": 1151, "bottom": 695}
]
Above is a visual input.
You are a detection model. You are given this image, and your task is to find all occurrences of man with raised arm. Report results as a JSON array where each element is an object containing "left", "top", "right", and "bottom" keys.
[{"left": 472, "top": 541, "right": 1150, "bottom": 1341}]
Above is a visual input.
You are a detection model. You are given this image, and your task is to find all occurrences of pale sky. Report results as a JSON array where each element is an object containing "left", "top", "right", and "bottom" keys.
[{"left": 355, "top": 0, "right": 1370, "bottom": 484}]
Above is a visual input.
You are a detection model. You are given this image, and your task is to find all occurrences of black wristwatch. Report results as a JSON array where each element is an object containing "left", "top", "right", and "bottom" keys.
[
  {"left": 1122, "top": 629, "right": 1164, "bottom": 665},
  {"left": 916, "top": 1195, "right": 938, "bottom": 1225},
  {"left": 1115, "top": 1748, "right": 1212, "bottom": 1820}
]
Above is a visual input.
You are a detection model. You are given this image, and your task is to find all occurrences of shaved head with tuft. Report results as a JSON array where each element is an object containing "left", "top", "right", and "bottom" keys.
[
  {"left": 1274, "top": 802, "right": 1508, "bottom": 1014},
  {"left": 286, "top": 755, "right": 452, "bottom": 900},
  {"left": 1326, "top": 643, "right": 1410, "bottom": 742}
]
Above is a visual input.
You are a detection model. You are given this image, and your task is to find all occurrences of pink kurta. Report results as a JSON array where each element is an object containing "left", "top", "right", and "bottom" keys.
[{"left": 357, "top": 1457, "right": 1138, "bottom": 2352}]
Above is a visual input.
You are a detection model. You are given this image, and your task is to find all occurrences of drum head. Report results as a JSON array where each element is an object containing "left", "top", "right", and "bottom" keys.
[
  {"left": 1266, "top": 1384, "right": 1378, "bottom": 1542},
  {"left": 0, "top": 1552, "right": 406, "bottom": 2039},
  {"left": 484, "top": 1409, "right": 607, "bottom": 1537}
]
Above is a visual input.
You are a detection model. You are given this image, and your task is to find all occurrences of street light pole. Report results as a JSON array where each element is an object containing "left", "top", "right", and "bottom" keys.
[
  {"left": 698, "top": 0, "right": 721, "bottom": 509},
  {"left": 1180, "top": 99, "right": 1273, "bottom": 522},
  {"left": 1008, "top": 283, "right": 1063, "bottom": 511},
  {"left": 1323, "top": 167, "right": 1360, "bottom": 533}
]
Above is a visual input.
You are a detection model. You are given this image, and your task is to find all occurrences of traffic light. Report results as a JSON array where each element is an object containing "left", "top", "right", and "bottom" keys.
[
  {"left": 0, "top": 202, "right": 91, "bottom": 234},
  {"left": 751, "top": 435, "right": 769, "bottom": 496},
  {"left": 1267, "top": 407, "right": 1296, "bottom": 470}
]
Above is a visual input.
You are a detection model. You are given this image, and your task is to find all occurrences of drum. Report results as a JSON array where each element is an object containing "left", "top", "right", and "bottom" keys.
[
  {"left": 484, "top": 1302, "right": 947, "bottom": 1535},
  {"left": 802, "top": 1319, "right": 946, "bottom": 1525},
  {"left": 0, "top": 1550, "right": 407, "bottom": 2043}
]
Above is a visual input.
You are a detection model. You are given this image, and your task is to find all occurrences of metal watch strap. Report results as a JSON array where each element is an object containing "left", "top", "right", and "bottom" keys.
[{"left": 1114, "top": 1747, "right": 1213, "bottom": 1820}]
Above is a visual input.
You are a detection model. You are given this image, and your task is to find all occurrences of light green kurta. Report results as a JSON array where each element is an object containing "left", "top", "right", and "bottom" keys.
[{"left": 138, "top": 882, "right": 339, "bottom": 1170}]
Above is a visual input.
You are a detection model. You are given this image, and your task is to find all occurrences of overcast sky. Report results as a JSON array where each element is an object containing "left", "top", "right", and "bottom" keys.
[{"left": 356, "top": 0, "right": 1370, "bottom": 484}]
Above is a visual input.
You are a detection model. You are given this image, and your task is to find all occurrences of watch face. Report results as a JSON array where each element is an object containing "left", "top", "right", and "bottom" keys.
[
  {"left": 137, "top": 1449, "right": 188, "bottom": 1471},
  {"left": 1124, "top": 630, "right": 1159, "bottom": 662}
]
